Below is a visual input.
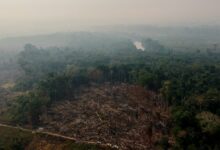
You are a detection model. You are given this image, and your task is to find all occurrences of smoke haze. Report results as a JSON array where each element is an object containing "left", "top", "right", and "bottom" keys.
[{"left": 0, "top": 0, "right": 220, "bottom": 38}]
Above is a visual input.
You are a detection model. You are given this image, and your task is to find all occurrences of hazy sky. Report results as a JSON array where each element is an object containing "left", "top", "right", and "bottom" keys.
[{"left": 0, "top": 0, "right": 220, "bottom": 38}]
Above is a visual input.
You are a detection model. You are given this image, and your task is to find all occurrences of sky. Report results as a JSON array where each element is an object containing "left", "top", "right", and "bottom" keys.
[{"left": 0, "top": 0, "right": 220, "bottom": 38}]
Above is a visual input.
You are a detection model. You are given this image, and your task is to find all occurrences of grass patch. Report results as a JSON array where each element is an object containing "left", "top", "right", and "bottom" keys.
[{"left": 0, "top": 126, "right": 33, "bottom": 150}]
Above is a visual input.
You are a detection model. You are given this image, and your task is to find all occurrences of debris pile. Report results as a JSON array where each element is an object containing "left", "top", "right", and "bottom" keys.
[{"left": 41, "top": 83, "right": 171, "bottom": 150}]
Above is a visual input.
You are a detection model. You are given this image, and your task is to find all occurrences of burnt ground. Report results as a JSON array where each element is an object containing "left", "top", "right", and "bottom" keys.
[{"left": 41, "top": 83, "right": 172, "bottom": 150}]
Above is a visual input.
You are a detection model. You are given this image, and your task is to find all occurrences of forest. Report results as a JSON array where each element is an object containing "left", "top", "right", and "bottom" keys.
[{"left": 0, "top": 31, "right": 219, "bottom": 150}]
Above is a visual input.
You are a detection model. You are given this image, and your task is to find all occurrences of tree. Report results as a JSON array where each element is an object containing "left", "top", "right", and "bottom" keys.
[
  {"left": 196, "top": 111, "right": 220, "bottom": 135},
  {"left": 11, "top": 92, "right": 49, "bottom": 126}
]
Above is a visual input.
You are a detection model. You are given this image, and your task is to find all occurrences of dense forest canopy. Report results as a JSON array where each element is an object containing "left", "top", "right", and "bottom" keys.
[
  {"left": 0, "top": 31, "right": 219, "bottom": 149},
  {"left": 1, "top": 0, "right": 220, "bottom": 149}
]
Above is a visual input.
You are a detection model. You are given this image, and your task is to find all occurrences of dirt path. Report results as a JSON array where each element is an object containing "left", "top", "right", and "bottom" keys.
[{"left": 0, "top": 123, "right": 118, "bottom": 149}]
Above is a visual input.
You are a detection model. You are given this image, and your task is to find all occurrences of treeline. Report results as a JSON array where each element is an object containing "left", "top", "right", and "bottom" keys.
[{"left": 10, "top": 38, "right": 220, "bottom": 149}]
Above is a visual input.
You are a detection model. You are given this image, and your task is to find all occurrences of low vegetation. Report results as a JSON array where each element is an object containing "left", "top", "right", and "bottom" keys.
[{"left": 0, "top": 125, "right": 111, "bottom": 150}]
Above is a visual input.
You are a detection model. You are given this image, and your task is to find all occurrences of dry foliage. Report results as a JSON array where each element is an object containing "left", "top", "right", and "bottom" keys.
[{"left": 41, "top": 83, "right": 171, "bottom": 150}]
